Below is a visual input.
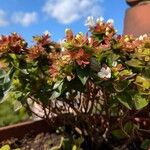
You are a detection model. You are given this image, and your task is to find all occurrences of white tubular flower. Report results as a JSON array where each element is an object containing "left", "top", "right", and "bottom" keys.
[
  {"left": 143, "top": 34, "right": 148, "bottom": 38},
  {"left": 61, "top": 54, "right": 71, "bottom": 62},
  {"left": 107, "top": 19, "right": 114, "bottom": 24},
  {"left": 98, "top": 66, "right": 111, "bottom": 79},
  {"left": 59, "top": 39, "right": 66, "bottom": 51},
  {"left": 75, "top": 32, "right": 83, "bottom": 40},
  {"left": 43, "top": 30, "right": 51, "bottom": 36},
  {"left": 138, "top": 34, "right": 148, "bottom": 41},
  {"left": 138, "top": 35, "right": 143, "bottom": 41},
  {"left": 106, "top": 27, "right": 110, "bottom": 32},
  {"left": 96, "top": 16, "right": 104, "bottom": 23},
  {"left": 88, "top": 37, "right": 92, "bottom": 43},
  {"left": 66, "top": 76, "right": 72, "bottom": 81},
  {"left": 105, "top": 32, "right": 110, "bottom": 36},
  {"left": 85, "top": 16, "right": 95, "bottom": 28},
  {"left": 112, "top": 61, "right": 117, "bottom": 67}
]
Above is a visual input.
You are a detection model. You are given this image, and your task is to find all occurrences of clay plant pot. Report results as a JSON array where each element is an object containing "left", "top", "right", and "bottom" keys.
[
  {"left": 0, "top": 114, "right": 150, "bottom": 150},
  {"left": 126, "top": 0, "right": 140, "bottom": 6},
  {"left": 124, "top": 3, "right": 150, "bottom": 36},
  {"left": 0, "top": 114, "right": 150, "bottom": 142},
  {"left": 0, "top": 119, "right": 50, "bottom": 142},
  {"left": 126, "top": 0, "right": 150, "bottom": 6}
]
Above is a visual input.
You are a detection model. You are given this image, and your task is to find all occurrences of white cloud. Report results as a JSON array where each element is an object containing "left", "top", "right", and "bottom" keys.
[
  {"left": 0, "top": 9, "right": 9, "bottom": 26},
  {"left": 43, "top": 0, "right": 104, "bottom": 24},
  {"left": 12, "top": 12, "right": 37, "bottom": 26}
]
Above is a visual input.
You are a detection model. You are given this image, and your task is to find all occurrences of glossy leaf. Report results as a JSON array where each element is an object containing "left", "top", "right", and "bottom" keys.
[
  {"left": 141, "top": 139, "right": 150, "bottom": 150},
  {"left": 126, "top": 59, "right": 144, "bottom": 68},
  {"left": 117, "top": 94, "right": 133, "bottom": 109},
  {"left": 76, "top": 67, "right": 89, "bottom": 85},
  {"left": 111, "top": 129, "right": 126, "bottom": 139},
  {"left": 0, "top": 145, "right": 10, "bottom": 150},
  {"left": 133, "top": 94, "right": 149, "bottom": 110}
]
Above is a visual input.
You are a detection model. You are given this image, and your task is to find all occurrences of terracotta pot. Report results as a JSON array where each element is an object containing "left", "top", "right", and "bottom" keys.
[
  {"left": 0, "top": 115, "right": 150, "bottom": 142},
  {"left": 124, "top": 3, "right": 150, "bottom": 36},
  {"left": 126, "top": 0, "right": 140, "bottom": 6},
  {"left": 126, "top": 0, "right": 150, "bottom": 6},
  {"left": 0, "top": 120, "right": 50, "bottom": 142}
]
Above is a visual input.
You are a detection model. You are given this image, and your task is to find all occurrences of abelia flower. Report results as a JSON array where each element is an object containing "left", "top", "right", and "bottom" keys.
[
  {"left": 65, "top": 29, "right": 73, "bottom": 41},
  {"left": 112, "top": 64, "right": 123, "bottom": 72},
  {"left": 61, "top": 54, "right": 71, "bottom": 62},
  {"left": 138, "top": 34, "right": 147, "bottom": 41},
  {"left": 33, "top": 34, "right": 51, "bottom": 47},
  {"left": 85, "top": 16, "right": 95, "bottom": 28},
  {"left": 0, "top": 60, "right": 7, "bottom": 69},
  {"left": 66, "top": 74, "right": 75, "bottom": 82},
  {"left": 43, "top": 30, "right": 51, "bottom": 36},
  {"left": 112, "top": 61, "right": 117, "bottom": 67},
  {"left": 107, "top": 19, "right": 114, "bottom": 25},
  {"left": 27, "top": 45, "right": 44, "bottom": 60},
  {"left": 91, "top": 21, "right": 116, "bottom": 40},
  {"left": 49, "top": 51, "right": 72, "bottom": 81},
  {"left": 114, "top": 35, "right": 142, "bottom": 53},
  {"left": 74, "top": 32, "right": 89, "bottom": 46},
  {"left": 0, "top": 33, "right": 26, "bottom": 54},
  {"left": 75, "top": 32, "right": 84, "bottom": 42},
  {"left": 98, "top": 66, "right": 111, "bottom": 79},
  {"left": 49, "top": 64, "right": 59, "bottom": 79},
  {"left": 59, "top": 39, "right": 66, "bottom": 52},
  {"left": 96, "top": 17, "right": 104, "bottom": 23},
  {"left": 69, "top": 49, "right": 91, "bottom": 67},
  {"left": 145, "top": 56, "right": 150, "bottom": 62}
]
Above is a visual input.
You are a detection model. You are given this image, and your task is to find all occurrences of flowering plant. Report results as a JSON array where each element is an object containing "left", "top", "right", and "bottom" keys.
[{"left": 0, "top": 17, "right": 150, "bottom": 146}]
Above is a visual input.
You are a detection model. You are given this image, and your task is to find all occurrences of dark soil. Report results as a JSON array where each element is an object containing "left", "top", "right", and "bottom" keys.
[
  {"left": 0, "top": 132, "right": 62, "bottom": 150},
  {"left": 0, "top": 131, "right": 146, "bottom": 150}
]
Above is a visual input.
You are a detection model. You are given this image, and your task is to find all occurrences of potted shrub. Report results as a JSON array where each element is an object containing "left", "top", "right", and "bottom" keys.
[{"left": 0, "top": 17, "right": 150, "bottom": 149}]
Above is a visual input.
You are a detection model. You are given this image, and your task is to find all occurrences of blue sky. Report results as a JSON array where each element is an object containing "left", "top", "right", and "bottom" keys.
[{"left": 0, "top": 0, "right": 128, "bottom": 43}]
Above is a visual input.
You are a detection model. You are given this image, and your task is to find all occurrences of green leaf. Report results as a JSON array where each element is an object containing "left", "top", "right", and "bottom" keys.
[
  {"left": 133, "top": 94, "right": 149, "bottom": 110},
  {"left": 20, "top": 69, "right": 28, "bottom": 75},
  {"left": 126, "top": 59, "right": 144, "bottom": 68},
  {"left": 0, "top": 145, "right": 10, "bottom": 150},
  {"left": 117, "top": 93, "right": 133, "bottom": 110},
  {"left": 50, "top": 137, "right": 65, "bottom": 150},
  {"left": 50, "top": 91, "right": 61, "bottom": 100},
  {"left": 3, "top": 75, "right": 11, "bottom": 90},
  {"left": 9, "top": 53, "right": 19, "bottom": 67},
  {"left": 62, "top": 138, "right": 72, "bottom": 150},
  {"left": 51, "top": 79, "right": 67, "bottom": 100},
  {"left": 72, "top": 145, "right": 77, "bottom": 150},
  {"left": 124, "top": 121, "right": 134, "bottom": 133},
  {"left": 111, "top": 129, "right": 126, "bottom": 139},
  {"left": 112, "top": 43, "right": 122, "bottom": 49},
  {"left": 0, "top": 70, "right": 5, "bottom": 79},
  {"left": 74, "top": 137, "right": 84, "bottom": 148},
  {"left": 13, "top": 100, "right": 22, "bottom": 111},
  {"left": 113, "top": 80, "right": 131, "bottom": 92},
  {"left": 135, "top": 76, "right": 150, "bottom": 90},
  {"left": 0, "top": 89, "right": 4, "bottom": 102},
  {"left": 106, "top": 53, "right": 120, "bottom": 67},
  {"left": 141, "top": 139, "right": 150, "bottom": 150},
  {"left": 76, "top": 67, "right": 89, "bottom": 85},
  {"left": 90, "top": 57, "right": 100, "bottom": 71},
  {"left": 144, "top": 68, "right": 150, "bottom": 78},
  {"left": 53, "top": 80, "right": 63, "bottom": 90}
]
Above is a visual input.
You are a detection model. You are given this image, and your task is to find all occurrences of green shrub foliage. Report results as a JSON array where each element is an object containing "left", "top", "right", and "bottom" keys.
[{"left": 0, "top": 17, "right": 150, "bottom": 142}]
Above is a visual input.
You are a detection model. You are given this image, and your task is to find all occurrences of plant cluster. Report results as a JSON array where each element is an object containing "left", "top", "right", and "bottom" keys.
[{"left": 0, "top": 17, "right": 150, "bottom": 148}]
